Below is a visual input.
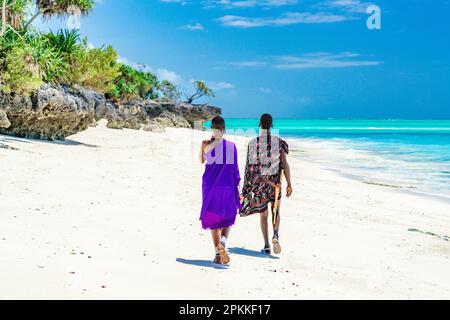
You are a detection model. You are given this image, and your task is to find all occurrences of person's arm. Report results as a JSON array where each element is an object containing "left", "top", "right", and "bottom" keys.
[
  {"left": 281, "top": 149, "right": 293, "bottom": 197},
  {"left": 233, "top": 145, "right": 243, "bottom": 203},
  {"left": 241, "top": 145, "right": 251, "bottom": 198},
  {"left": 233, "top": 145, "right": 241, "bottom": 185},
  {"left": 199, "top": 140, "right": 208, "bottom": 164}
]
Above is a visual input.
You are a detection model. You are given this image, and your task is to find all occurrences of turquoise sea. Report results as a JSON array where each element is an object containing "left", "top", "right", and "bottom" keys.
[{"left": 211, "top": 119, "right": 450, "bottom": 200}]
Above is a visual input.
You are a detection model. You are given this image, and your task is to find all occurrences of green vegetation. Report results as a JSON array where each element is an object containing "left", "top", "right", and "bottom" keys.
[
  {"left": 69, "top": 41, "right": 121, "bottom": 93},
  {"left": 0, "top": 44, "right": 42, "bottom": 93},
  {"left": 160, "top": 80, "right": 182, "bottom": 102},
  {"left": 0, "top": 0, "right": 213, "bottom": 103},
  {"left": 109, "top": 64, "right": 160, "bottom": 101},
  {"left": 186, "top": 81, "right": 215, "bottom": 104}
]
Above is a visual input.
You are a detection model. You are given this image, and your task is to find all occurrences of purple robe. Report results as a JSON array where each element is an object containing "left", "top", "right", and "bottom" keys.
[{"left": 200, "top": 139, "right": 242, "bottom": 230}]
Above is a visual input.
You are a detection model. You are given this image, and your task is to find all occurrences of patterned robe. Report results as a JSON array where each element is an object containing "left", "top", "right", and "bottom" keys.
[{"left": 240, "top": 134, "right": 289, "bottom": 217}]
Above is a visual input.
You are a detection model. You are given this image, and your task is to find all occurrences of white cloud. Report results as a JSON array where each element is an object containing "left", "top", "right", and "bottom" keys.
[
  {"left": 225, "top": 60, "right": 267, "bottom": 68},
  {"left": 259, "top": 87, "right": 273, "bottom": 94},
  {"left": 203, "top": 0, "right": 298, "bottom": 9},
  {"left": 316, "top": 0, "right": 373, "bottom": 14},
  {"left": 274, "top": 52, "right": 382, "bottom": 69},
  {"left": 209, "top": 82, "right": 235, "bottom": 90},
  {"left": 224, "top": 52, "right": 382, "bottom": 70},
  {"left": 160, "top": 0, "right": 189, "bottom": 4},
  {"left": 180, "top": 22, "right": 206, "bottom": 31},
  {"left": 156, "top": 69, "right": 184, "bottom": 85},
  {"left": 217, "top": 12, "right": 352, "bottom": 28},
  {"left": 161, "top": 0, "right": 373, "bottom": 30}
]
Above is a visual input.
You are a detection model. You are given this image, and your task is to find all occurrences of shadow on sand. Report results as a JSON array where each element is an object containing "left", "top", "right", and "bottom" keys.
[
  {"left": 228, "top": 247, "right": 280, "bottom": 260},
  {"left": 176, "top": 258, "right": 229, "bottom": 270},
  {"left": 0, "top": 135, "right": 99, "bottom": 148}
]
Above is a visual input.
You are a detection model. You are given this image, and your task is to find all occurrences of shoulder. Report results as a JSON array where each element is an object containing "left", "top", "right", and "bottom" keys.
[
  {"left": 248, "top": 137, "right": 258, "bottom": 146},
  {"left": 224, "top": 139, "right": 237, "bottom": 150},
  {"left": 280, "top": 138, "right": 289, "bottom": 154},
  {"left": 272, "top": 135, "right": 289, "bottom": 153}
]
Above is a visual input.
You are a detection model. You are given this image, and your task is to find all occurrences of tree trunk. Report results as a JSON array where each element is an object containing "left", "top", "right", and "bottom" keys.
[
  {"left": 24, "top": 10, "right": 42, "bottom": 30},
  {"left": 1, "top": 0, "right": 7, "bottom": 36}
]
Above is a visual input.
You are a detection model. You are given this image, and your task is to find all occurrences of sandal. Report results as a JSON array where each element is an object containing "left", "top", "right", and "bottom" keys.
[
  {"left": 261, "top": 246, "right": 271, "bottom": 255},
  {"left": 272, "top": 237, "right": 282, "bottom": 254},
  {"left": 213, "top": 254, "right": 222, "bottom": 265},
  {"left": 217, "top": 244, "right": 230, "bottom": 264}
]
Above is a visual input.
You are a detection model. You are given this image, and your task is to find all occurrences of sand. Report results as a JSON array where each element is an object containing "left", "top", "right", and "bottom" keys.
[{"left": 1, "top": 120, "right": 449, "bottom": 300}]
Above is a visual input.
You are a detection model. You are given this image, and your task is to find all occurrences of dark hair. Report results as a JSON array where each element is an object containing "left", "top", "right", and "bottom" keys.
[
  {"left": 211, "top": 116, "right": 225, "bottom": 131},
  {"left": 260, "top": 113, "right": 273, "bottom": 130}
]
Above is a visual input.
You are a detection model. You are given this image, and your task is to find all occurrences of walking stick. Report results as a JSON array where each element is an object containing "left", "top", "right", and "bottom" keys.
[{"left": 272, "top": 170, "right": 284, "bottom": 225}]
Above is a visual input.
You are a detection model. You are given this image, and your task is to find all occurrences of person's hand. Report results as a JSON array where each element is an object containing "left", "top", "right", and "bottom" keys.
[
  {"left": 286, "top": 185, "right": 293, "bottom": 198},
  {"left": 201, "top": 140, "right": 210, "bottom": 152}
]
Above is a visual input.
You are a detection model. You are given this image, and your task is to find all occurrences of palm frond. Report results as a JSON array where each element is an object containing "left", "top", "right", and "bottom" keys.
[{"left": 37, "top": 0, "right": 95, "bottom": 18}]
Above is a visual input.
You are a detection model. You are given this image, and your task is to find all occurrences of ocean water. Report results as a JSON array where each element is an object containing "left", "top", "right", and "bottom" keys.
[{"left": 209, "top": 119, "right": 450, "bottom": 200}]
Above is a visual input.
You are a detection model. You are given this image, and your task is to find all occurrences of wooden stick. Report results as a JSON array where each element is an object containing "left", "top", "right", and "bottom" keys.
[
  {"left": 272, "top": 184, "right": 281, "bottom": 225},
  {"left": 272, "top": 170, "right": 284, "bottom": 225}
]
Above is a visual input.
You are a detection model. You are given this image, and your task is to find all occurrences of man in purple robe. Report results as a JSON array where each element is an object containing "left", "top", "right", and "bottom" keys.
[{"left": 200, "top": 116, "right": 242, "bottom": 264}]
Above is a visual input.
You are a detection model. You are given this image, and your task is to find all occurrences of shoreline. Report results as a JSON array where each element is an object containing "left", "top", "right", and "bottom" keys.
[
  {"left": 1, "top": 124, "right": 450, "bottom": 299},
  {"left": 326, "top": 167, "right": 450, "bottom": 205},
  {"left": 285, "top": 136, "right": 450, "bottom": 203}
]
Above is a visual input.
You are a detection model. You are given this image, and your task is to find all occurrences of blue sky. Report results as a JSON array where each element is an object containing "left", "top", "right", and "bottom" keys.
[{"left": 37, "top": 0, "right": 450, "bottom": 119}]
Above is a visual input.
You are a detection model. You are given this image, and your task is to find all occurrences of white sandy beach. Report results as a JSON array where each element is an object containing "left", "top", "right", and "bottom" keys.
[{"left": 1, "top": 121, "right": 449, "bottom": 300}]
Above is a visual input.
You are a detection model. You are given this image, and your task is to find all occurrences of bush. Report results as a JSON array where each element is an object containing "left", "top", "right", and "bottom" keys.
[
  {"left": 44, "top": 29, "right": 83, "bottom": 62},
  {"left": 0, "top": 32, "right": 68, "bottom": 92},
  {"left": 25, "top": 33, "right": 69, "bottom": 83},
  {"left": 0, "top": 45, "right": 42, "bottom": 94},
  {"left": 160, "top": 80, "right": 181, "bottom": 102},
  {"left": 108, "top": 64, "right": 160, "bottom": 101},
  {"left": 69, "top": 44, "right": 121, "bottom": 93}
]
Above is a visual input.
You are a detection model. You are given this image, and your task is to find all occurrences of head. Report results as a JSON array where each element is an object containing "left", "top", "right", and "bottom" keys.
[
  {"left": 259, "top": 113, "right": 273, "bottom": 130},
  {"left": 211, "top": 116, "right": 225, "bottom": 137}
]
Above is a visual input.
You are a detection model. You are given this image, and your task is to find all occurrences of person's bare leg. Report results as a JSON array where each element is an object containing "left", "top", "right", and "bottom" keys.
[
  {"left": 260, "top": 210, "right": 270, "bottom": 249},
  {"left": 211, "top": 229, "right": 221, "bottom": 248},
  {"left": 220, "top": 227, "right": 231, "bottom": 248},
  {"left": 221, "top": 227, "right": 230, "bottom": 239},
  {"left": 212, "top": 228, "right": 230, "bottom": 264}
]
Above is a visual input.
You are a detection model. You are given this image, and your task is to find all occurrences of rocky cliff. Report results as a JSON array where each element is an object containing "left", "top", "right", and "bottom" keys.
[
  {"left": 0, "top": 85, "right": 221, "bottom": 140},
  {"left": 0, "top": 109, "right": 10, "bottom": 129}
]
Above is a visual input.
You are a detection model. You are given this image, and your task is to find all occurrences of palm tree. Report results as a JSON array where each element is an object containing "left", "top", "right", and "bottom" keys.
[
  {"left": 186, "top": 81, "right": 215, "bottom": 104},
  {"left": 25, "top": 0, "right": 95, "bottom": 29},
  {"left": 45, "top": 28, "right": 81, "bottom": 56},
  {"left": 1, "top": 1, "right": 7, "bottom": 35},
  {"left": 1, "top": 0, "right": 31, "bottom": 36},
  {"left": 1, "top": 0, "right": 94, "bottom": 40}
]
